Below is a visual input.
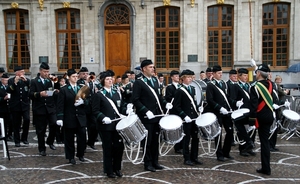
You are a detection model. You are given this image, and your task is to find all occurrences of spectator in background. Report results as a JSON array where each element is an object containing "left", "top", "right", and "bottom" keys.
[
  {"left": 274, "top": 75, "right": 289, "bottom": 101},
  {"left": 200, "top": 71, "right": 206, "bottom": 80}
]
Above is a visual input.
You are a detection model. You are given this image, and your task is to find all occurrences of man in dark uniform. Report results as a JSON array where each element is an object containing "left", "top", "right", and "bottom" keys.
[
  {"left": 56, "top": 69, "right": 87, "bottom": 165},
  {"left": 173, "top": 69, "right": 203, "bottom": 166},
  {"left": 164, "top": 70, "right": 182, "bottom": 153},
  {"left": 206, "top": 65, "right": 236, "bottom": 161},
  {"left": 249, "top": 64, "right": 278, "bottom": 175},
  {"left": 0, "top": 73, "right": 13, "bottom": 140},
  {"left": 203, "top": 67, "right": 213, "bottom": 84},
  {"left": 77, "top": 67, "right": 98, "bottom": 150},
  {"left": 30, "top": 62, "right": 57, "bottom": 156},
  {"left": 229, "top": 68, "right": 255, "bottom": 156},
  {"left": 120, "top": 74, "right": 133, "bottom": 104},
  {"left": 132, "top": 59, "right": 172, "bottom": 172},
  {"left": 157, "top": 73, "right": 165, "bottom": 97},
  {"left": 7, "top": 66, "right": 30, "bottom": 147}
]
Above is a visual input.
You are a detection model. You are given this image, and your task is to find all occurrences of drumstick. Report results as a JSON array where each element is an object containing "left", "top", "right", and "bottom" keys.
[
  {"left": 237, "top": 98, "right": 243, "bottom": 110},
  {"left": 103, "top": 116, "right": 125, "bottom": 124},
  {"left": 143, "top": 114, "right": 165, "bottom": 118},
  {"left": 165, "top": 98, "right": 174, "bottom": 116},
  {"left": 183, "top": 118, "right": 197, "bottom": 123}
]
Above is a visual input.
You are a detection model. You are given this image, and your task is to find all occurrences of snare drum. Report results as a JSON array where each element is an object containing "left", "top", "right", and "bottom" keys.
[
  {"left": 159, "top": 115, "right": 184, "bottom": 144},
  {"left": 116, "top": 114, "right": 148, "bottom": 145},
  {"left": 196, "top": 113, "right": 221, "bottom": 140},
  {"left": 282, "top": 109, "right": 300, "bottom": 131},
  {"left": 190, "top": 80, "right": 204, "bottom": 105},
  {"left": 231, "top": 108, "right": 250, "bottom": 121}
]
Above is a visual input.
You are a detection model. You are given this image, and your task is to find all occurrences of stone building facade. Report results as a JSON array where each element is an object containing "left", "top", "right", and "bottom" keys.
[{"left": 0, "top": 0, "right": 299, "bottom": 83}]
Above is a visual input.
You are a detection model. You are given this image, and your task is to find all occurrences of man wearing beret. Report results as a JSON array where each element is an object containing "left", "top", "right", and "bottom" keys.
[
  {"left": 249, "top": 64, "right": 278, "bottom": 175},
  {"left": 77, "top": 67, "right": 98, "bottom": 150},
  {"left": 0, "top": 73, "right": 13, "bottom": 140},
  {"left": 173, "top": 69, "right": 203, "bottom": 166},
  {"left": 203, "top": 67, "right": 213, "bottom": 83},
  {"left": 29, "top": 62, "right": 57, "bottom": 156},
  {"left": 132, "top": 59, "right": 172, "bottom": 172},
  {"left": 0, "top": 67, "right": 5, "bottom": 78},
  {"left": 206, "top": 65, "right": 236, "bottom": 161},
  {"left": 7, "top": 66, "right": 31, "bottom": 147},
  {"left": 56, "top": 69, "right": 87, "bottom": 164},
  {"left": 229, "top": 68, "right": 255, "bottom": 157}
]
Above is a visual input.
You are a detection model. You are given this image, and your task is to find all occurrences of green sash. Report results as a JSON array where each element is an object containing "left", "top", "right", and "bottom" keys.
[{"left": 255, "top": 81, "right": 273, "bottom": 112}]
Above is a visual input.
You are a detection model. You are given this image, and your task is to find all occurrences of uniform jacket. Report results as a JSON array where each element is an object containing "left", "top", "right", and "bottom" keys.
[
  {"left": 92, "top": 88, "right": 125, "bottom": 131},
  {"left": 56, "top": 84, "right": 86, "bottom": 128},
  {"left": 132, "top": 74, "right": 167, "bottom": 123},
  {"left": 6, "top": 77, "right": 30, "bottom": 112},
  {"left": 0, "top": 83, "right": 9, "bottom": 113},
  {"left": 29, "top": 77, "right": 56, "bottom": 115}
]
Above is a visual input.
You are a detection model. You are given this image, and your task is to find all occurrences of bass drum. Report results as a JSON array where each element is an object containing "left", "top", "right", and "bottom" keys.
[{"left": 190, "top": 80, "right": 206, "bottom": 105}]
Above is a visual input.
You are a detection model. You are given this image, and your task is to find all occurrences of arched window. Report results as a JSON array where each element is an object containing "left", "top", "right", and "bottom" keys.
[
  {"left": 262, "top": 3, "right": 290, "bottom": 68},
  {"left": 155, "top": 7, "right": 180, "bottom": 70},
  {"left": 56, "top": 9, "right": 81, "bottom": 70},
  {"left": 4, "top": 9, "right": 30, "bottom": 72},
  {"left": 207, "top": 5, "right": 234, "bottom": 68}
]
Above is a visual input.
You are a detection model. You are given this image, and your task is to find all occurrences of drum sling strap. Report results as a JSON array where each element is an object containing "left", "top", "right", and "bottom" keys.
[
  {"left": 140, "top": 78, "right": 164, "bottom": 114},
  {"left": 101, "top": 92, "right": 122, "bottom": 117},
  {"left": 255, "top": 80, "right": 273, "bottom": 128},
  {"left": 180, "top": 87, "right": 199, "bottom": 115},
  {"left": 212, "top": 82, "right": 232, "bottom": 111}
]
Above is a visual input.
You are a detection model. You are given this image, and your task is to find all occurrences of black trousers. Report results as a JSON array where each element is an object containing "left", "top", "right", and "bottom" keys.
[
  {"left": 86, "top": 113, "right": 98, "bottom": 146},
  {"left": 11, "top": 110, "right": 30, "bottom": 144},
  {"left": 142, "top": 123, "right": 160, "bottom": 167},
  {"left": 63, "top": 124, "right": 86, "bottom": 160},
  {"left": 182, "top": 122, "right": 199, "bottom": 161},
  {"left": 34, "top": 113, "right": 56, "bottom": 152},
  {"left": 258, "top": 122, "right": 272, "bottom": 173},
  {"left": 234, "top": 117, "right": 253, "bottom": 152},
  {"left": 99, "top": 130, "right": 124, "bottom": 175},
  {"left": 215, "top": 115, "right": 233, "bottom": 158}
]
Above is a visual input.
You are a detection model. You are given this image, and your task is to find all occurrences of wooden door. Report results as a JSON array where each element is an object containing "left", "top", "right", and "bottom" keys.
[{"left": 105, "top": 29, "right": 130, "bottom": 77}]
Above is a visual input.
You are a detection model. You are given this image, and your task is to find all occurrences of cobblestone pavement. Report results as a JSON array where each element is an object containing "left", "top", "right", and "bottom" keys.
[{"left": 1, "top": 125, "right": 300, "bottom": 184}]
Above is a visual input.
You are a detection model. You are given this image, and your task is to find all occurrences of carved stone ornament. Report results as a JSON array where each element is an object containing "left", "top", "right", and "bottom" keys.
[
  {"left": 216, "top": 0, "right": 225, "bottom": 4},
  {"left": 190, "top": 0, "right": 195, "bottom": 8},
  {"left": 11, "top": 2, "right": 19, "bottom": 9},
  {"left": 63, "top": 2, "right": 71, "bottom": 8},
  {"left": 38, "top": 0, "right": 44, "bottom": 11},
  {"left": 163, "top": 0, "right": 171, "bottom": 6}
]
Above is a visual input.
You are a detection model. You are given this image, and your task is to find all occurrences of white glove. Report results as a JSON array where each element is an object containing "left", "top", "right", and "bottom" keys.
[
  {"left": 220, "top": 107, "right": 229, "bottom": 115},
  {"left": 74, "top": 98, "right": 84, "bottom": 106},
  {"left": 184, "top": 116, "right": 192, "bottom": 123},
  {"left": 165, "top": 103, "right": 173, "bottom": 110},
  {"left": 56, "top": 120, "right": 63, "bottom": 126},
  {"left": 198, "top": 106, "right": 204, "bottom": 113},
  {"left": 102, "top": 117, "right": 112, "bottom": 124},
  {"left": 146, "top": 111, "right": 155, "bottom": 119},
  {"left": 272, "top": 104, "right": 280, "bottom": 110},
  {"left": 250, "top": 58, "right": 256, "bottom": 67},
  {"left": 236, "top": 99, "right": 244, "bottom": 108},
  {"left": 284, "top": 100, "right": 290, "bottom": 108},
  {"left": 126, "top": 103, "right": 134, "bottom": 114}
]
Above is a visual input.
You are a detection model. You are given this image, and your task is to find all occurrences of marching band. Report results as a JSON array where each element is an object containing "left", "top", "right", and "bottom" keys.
[{"left": 0, "top": 60, "right": 295, "bottom": 178}]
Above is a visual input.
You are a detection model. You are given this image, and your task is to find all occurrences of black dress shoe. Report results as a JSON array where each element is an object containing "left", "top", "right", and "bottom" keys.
[
  {"left": 39, "top": 151, "right": 46, "bottom": 156},
  {"left": 114, "top": 170, "right": 123, "bottom": 177},
  {"left": 7, "top": 136, "right": 13, "bottom": 141},
  {"left": 256, "top": 168, "right": 271, "bottom": 175},
  {"left": 22, "top": 140, "right": 29, "bottom": 144},
  {"left": 248, "top": 150, "right": 256, "bottom": 156},
  {"left": 87, "top": 144, "right": 96, "bottom": 150},
  {"left": 15, "top": 143, "right": 21, "bottom": 147},
  {"left": 78, "top": 156, "right": 85, "bottom": 162},
  {"left": 107, "top": 173, "right": 116, "bottom": 178},
  {"left": 175, "top": 149, "right": 183, "bottom": 154},
  {"left": 144, "top": 166, "right": 156, "bottom": 172},
  {"left": 217, "top": 156, "right": 225, "bottom": 162},
  {"left": 48, "top": 144, "right": 56, "bottom": 150},
  {"left": 240, "top": 151, "right": 250, "bottom": 157},
  {"left": 69, "top": 159, "right": 76, "bottom": 165},
  {"left": 224, "top": 155, "right": 234, "bottom": 160},
  {"left": 153, "top": 164, "right": 164, "bottom": 170},
  {"left": 270, "top": 147, "right": 279, "bottom": 152},
  {"left": 192, "top": 159, "right": 203, "bottom": 165},
  {"left": 184, "top": 160, "right": 195, "bottom": 166}
]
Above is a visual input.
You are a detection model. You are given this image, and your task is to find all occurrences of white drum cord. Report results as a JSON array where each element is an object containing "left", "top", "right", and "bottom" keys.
[{"left": 199, "top": 127, "right": 221, "bottom": 157}]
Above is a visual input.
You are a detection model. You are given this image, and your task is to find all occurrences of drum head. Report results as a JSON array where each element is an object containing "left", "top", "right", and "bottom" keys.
[
  {"left": 190, "top": 80, "right": 202, "bottom": 105},
  {"left": 283, "top": 109, "right": 300, "bottom": 121},
  {"left": 231, "top": 108, "right": 250, "bottom": 119},
  {"left": 159, "top": 115, "right": 182, "bottom": 129},
  {"left": 196, "top": 113, "right": 217, "bottom": 126},
  {"left": 116, "top": 114, "right": 138, "bottom": 130}
]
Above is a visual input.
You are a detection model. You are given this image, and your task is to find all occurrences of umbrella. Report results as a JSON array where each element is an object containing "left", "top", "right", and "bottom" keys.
[
  {"left": 286, "top": 63, "right": 300, "bottom": 73},
  {"left": 134, "top": 65, "right": 141, "bottom": 70}
]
